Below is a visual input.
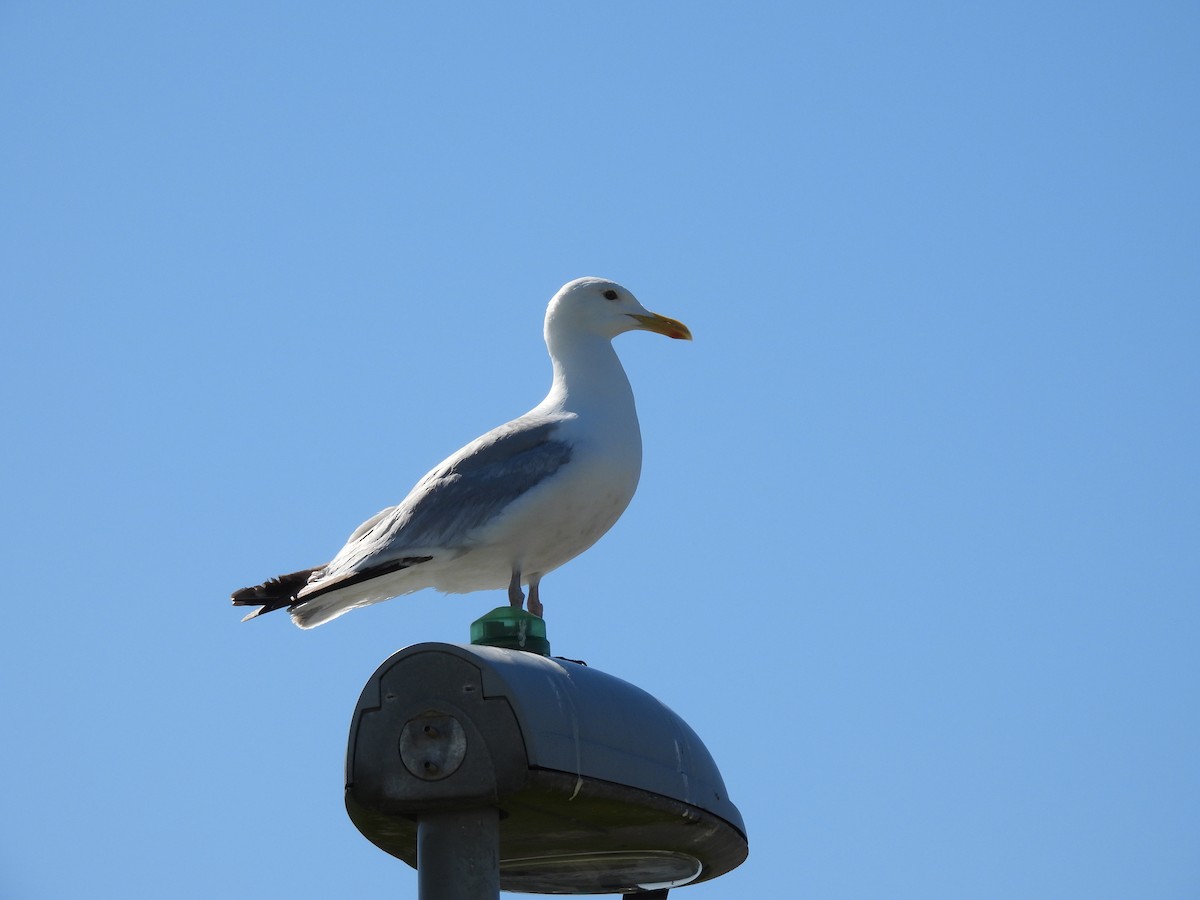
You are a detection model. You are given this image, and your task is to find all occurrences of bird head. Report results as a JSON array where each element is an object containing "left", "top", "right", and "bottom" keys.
[{"left": 545, "top": 277, "right": 693, "bottom": 343}]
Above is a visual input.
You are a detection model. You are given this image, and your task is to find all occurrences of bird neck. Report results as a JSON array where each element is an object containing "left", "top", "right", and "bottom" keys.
[{"left": 541, "top": 332, "right": 636, "bottom": 418}]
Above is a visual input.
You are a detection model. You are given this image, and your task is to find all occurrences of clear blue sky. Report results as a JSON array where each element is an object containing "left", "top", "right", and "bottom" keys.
[{"left": 2, "top": 3, "right": 1197, "bottom": 898}]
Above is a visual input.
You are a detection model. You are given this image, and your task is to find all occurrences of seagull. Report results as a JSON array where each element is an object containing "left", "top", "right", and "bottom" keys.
[{"left": 231, "top": 277, "right": 692, "bottom": 628}]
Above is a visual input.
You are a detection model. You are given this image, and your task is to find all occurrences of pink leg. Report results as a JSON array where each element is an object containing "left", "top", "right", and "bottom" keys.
[{"left": 527, "top": 576, "right": 543, "bottom": 618}]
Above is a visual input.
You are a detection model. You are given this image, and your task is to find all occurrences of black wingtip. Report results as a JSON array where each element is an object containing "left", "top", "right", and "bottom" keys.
[{"left": 231, "top": 567, "right": 320, "bottom": 618}]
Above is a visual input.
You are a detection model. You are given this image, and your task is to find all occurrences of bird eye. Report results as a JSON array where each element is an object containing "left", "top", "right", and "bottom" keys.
[{"left": 603, "top": 289, "right": 619, "bottom": 301}]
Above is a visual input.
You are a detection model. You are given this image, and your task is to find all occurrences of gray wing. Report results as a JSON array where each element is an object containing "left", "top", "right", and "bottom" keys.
[{"left": 318, "top": 417, "right": 573, "bottom": 578}]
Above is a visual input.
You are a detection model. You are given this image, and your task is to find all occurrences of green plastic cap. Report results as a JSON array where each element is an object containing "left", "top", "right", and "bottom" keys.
[{"left": 470, "top": 606, "right": 551, "bottom": 656}]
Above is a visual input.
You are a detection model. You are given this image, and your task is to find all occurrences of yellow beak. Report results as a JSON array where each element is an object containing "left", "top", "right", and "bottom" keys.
[{"left": 628, "top": 312, "right": 693, "bottom": 341}]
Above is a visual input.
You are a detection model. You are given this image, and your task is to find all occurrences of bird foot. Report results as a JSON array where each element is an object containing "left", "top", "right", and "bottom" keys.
[
  {"left": 508, "top": 571, "right": 543, "bottom": 617},
  {"left": 527, "top": 581, "right": 543, "bottom": 618}
]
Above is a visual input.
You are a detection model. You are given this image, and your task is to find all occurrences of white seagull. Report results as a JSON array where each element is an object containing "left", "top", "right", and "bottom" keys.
[{"left": 231, "top": 277, "right": 692, "bottom": 628}]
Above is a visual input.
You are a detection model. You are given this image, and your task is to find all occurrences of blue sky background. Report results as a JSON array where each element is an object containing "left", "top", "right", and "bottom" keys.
[{"left": 2, "top": 3, "right": 1197, "bottom": 898}]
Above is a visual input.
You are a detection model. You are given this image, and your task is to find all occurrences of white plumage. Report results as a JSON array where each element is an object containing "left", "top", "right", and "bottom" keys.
[{"left": 231, "top": 277, "right": 691, "bottom": 628}]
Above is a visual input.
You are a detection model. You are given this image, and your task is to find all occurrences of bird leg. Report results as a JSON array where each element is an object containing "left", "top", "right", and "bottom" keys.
[
  {"left": 527, "top": 575, "right": 543, "bottom": 618},
  {"left": 508, "top": 570, "right": 525, "bottom": 609}
]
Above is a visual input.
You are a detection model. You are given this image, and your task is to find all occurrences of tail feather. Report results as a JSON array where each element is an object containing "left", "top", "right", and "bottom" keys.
[
  {"left": 286, "top": 556, "right": 435, "bottom": 629},
  {"left": 231, "top": 567, "right": 321, "bottom": 621}
]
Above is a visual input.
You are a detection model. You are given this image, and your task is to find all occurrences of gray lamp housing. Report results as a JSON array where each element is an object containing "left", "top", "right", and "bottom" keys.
[{"left": 345, "top": 642, "right": 748, "bottom": 894}]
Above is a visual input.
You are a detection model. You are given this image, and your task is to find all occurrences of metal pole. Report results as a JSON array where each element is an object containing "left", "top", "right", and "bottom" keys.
[{"left": 416, "top": 807, "right": 500, "bottom": 900}]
